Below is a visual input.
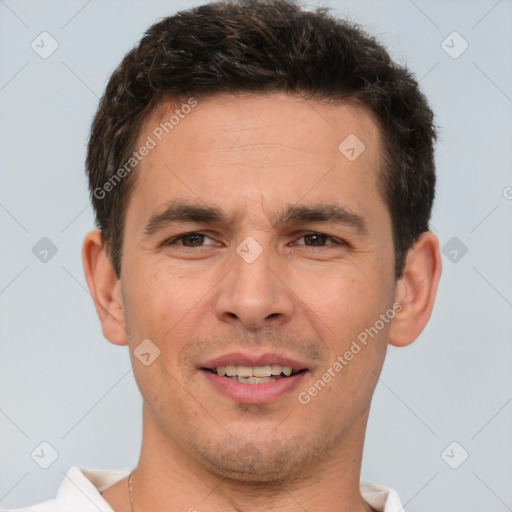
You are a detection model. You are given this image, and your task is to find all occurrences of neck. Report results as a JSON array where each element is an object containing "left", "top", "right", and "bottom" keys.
[{"left": 124, "top": 404, "right": 375, "bottom": 512}]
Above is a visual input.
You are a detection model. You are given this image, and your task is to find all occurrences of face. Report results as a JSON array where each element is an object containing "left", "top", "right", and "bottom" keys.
[{"left": 119, "top": 93, "right": 397, "bottom": 481}]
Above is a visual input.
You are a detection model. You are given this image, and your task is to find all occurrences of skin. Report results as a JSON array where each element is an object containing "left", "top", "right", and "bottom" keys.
[{"left": 83, "top": 92, "right": 441, "bottom": 512}]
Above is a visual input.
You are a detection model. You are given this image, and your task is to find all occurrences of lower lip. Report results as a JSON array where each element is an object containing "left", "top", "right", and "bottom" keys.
[{"left": 201, "top": 370, "right": 308, "bottom": 404}]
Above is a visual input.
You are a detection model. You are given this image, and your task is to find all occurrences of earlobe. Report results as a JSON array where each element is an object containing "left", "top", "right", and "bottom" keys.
[
  {"left": 388, "top": 231, "right": 442, "bottom": 347},
  {"left": 82, "top": 230, "right": 128, "bottom": 346}
]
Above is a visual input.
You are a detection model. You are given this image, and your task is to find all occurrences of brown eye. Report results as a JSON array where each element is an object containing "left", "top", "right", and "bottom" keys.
[
  {"left": 180, "top": 233, "right": 205, "bottom": 247},
  {"left": 295, "top": 232, "right": 342, "bottom": 247},
  {"left": 302, "top": 233, "right": 329, "bottom": 246},
  {"left": 166, "top": 232, "right": 214, "bottom": 247}
]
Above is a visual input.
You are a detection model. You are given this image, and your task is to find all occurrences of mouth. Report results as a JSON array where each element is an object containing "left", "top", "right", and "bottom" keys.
[
  {"left": 203, "top": 364, "right": 307, "bottom": 384},
  {"left": 199, "top": 353, "right": 310, "bottom": 404}
]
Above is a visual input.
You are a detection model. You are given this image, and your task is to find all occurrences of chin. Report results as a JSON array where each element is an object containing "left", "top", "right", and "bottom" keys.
[{"left": 193, "top": 437, "right": 318, "bottom": 484}]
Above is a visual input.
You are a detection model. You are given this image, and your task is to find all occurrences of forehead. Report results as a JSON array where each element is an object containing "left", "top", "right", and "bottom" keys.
[
  {"left": 129, "top": 92, "right": 386, "bottom": 225},
  {"left": 142, "top": 92, "right": 382, "bottom": 162}
]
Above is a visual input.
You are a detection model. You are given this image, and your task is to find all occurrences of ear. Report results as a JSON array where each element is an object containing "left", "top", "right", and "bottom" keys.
[
  {"left": 388, "top": 231, "right": 442, "bottom": 347},
  {"left": 82, "top": 229, "right": 128, "bottom": 346}
]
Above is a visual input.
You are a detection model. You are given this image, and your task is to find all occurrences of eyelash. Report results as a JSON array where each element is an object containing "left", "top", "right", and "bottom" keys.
[{"left": 164, "top": 231, "right": 346, "bottom": 249}]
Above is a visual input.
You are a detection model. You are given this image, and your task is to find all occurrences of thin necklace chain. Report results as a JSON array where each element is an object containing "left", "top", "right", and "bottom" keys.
[{"left": 128, "top": 471, "right": 135, "bottom": 512}]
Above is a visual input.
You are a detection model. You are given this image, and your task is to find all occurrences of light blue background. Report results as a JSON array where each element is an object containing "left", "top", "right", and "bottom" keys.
[{"left": 1, "top": 0, "right": 511, "bottom": 510}]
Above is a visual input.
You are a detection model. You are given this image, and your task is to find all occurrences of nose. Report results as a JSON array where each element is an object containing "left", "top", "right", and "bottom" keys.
[{"left": 214, "top": 243, "right": 295, "bottom": 331}]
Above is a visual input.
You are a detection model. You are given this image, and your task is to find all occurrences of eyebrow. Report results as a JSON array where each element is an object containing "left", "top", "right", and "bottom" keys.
[
  {"left": 274, "top": 203, "right": 368, "bottom": 234},
  {"left": 144, "top": 201, "right": 368, "bottom": 236},
  {"left": 144, "top": 203, "right": 227, "bottom": 236}
]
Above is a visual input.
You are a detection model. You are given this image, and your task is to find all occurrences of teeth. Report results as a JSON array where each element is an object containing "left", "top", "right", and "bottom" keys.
[
  {"left": 237, "top": 376, "right": 274, "bottom": 384},
  {"left": 282, "top": 366, "right": 292, "bottom": 377},
  {"left": 237, "top": 365, "right": 253, "bottom": 378},
  {"left": 225, "top": 365, "right": 237, "bottom": 376},
  {"left": 271, "top": 364, "right": 282, "bottom": 376},
  {"left": 214, "top": 364, "right": 294, "bottom": 378},
  {"left": 253, "top": 365, "right": 272, "bottom": 377}
]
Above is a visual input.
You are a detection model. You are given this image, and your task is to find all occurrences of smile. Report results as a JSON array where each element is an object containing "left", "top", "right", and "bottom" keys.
[
  {"left": 207, "top": 364, "right": 303, "bottom": 384},
  {"left": 200, "top": 356, "right": 309, "bottom": 404}
]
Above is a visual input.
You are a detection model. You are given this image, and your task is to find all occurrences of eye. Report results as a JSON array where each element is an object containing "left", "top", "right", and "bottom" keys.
[
  {"left": 166, "top": 232, "right": 215, "bottom": 247},
  {"left": 294, "top": 232, "right": 345, "bottom": 247},
  {"left": 164, "top": 231, "right": 345, "bottom": 250}
]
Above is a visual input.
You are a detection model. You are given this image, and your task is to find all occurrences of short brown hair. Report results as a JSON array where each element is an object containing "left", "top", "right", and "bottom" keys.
[{"left": 86, "top": 0, "right": 437, "bottom": 279}]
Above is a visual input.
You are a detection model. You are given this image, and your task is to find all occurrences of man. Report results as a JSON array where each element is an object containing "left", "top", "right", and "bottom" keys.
[{"left": 5, "top": 0, "right": 441, "bottom": 510}]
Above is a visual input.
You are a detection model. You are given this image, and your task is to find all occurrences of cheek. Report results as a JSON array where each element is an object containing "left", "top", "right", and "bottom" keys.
[
  {"left": 290, "top": 259, "right": 389, "bottom": 335},
  {"left": 122, "top": 263, "right": 185, "bottom": 340},
  {"left": 295, "top": 259, "right": 392, "bottom": 395},
  {"left": 123, "top": 261, "right": 219, "bottom": 350},
  {"left": 123, "top": 266, "right": 198, "bottom": 400}
]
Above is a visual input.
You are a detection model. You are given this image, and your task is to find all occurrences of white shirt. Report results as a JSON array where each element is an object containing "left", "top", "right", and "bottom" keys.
[{"left": 1, "top": 467, "right": 405, "bottom": 512}]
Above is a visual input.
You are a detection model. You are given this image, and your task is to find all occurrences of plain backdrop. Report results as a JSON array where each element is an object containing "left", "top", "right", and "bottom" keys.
[{"left": 0, "top": 0, "right": 511, "bottom": 510}]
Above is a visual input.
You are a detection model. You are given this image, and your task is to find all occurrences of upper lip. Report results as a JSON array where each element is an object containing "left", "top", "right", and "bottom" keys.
[{"left": 201, "top": 352, "right": 309, "bottom": 372}]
